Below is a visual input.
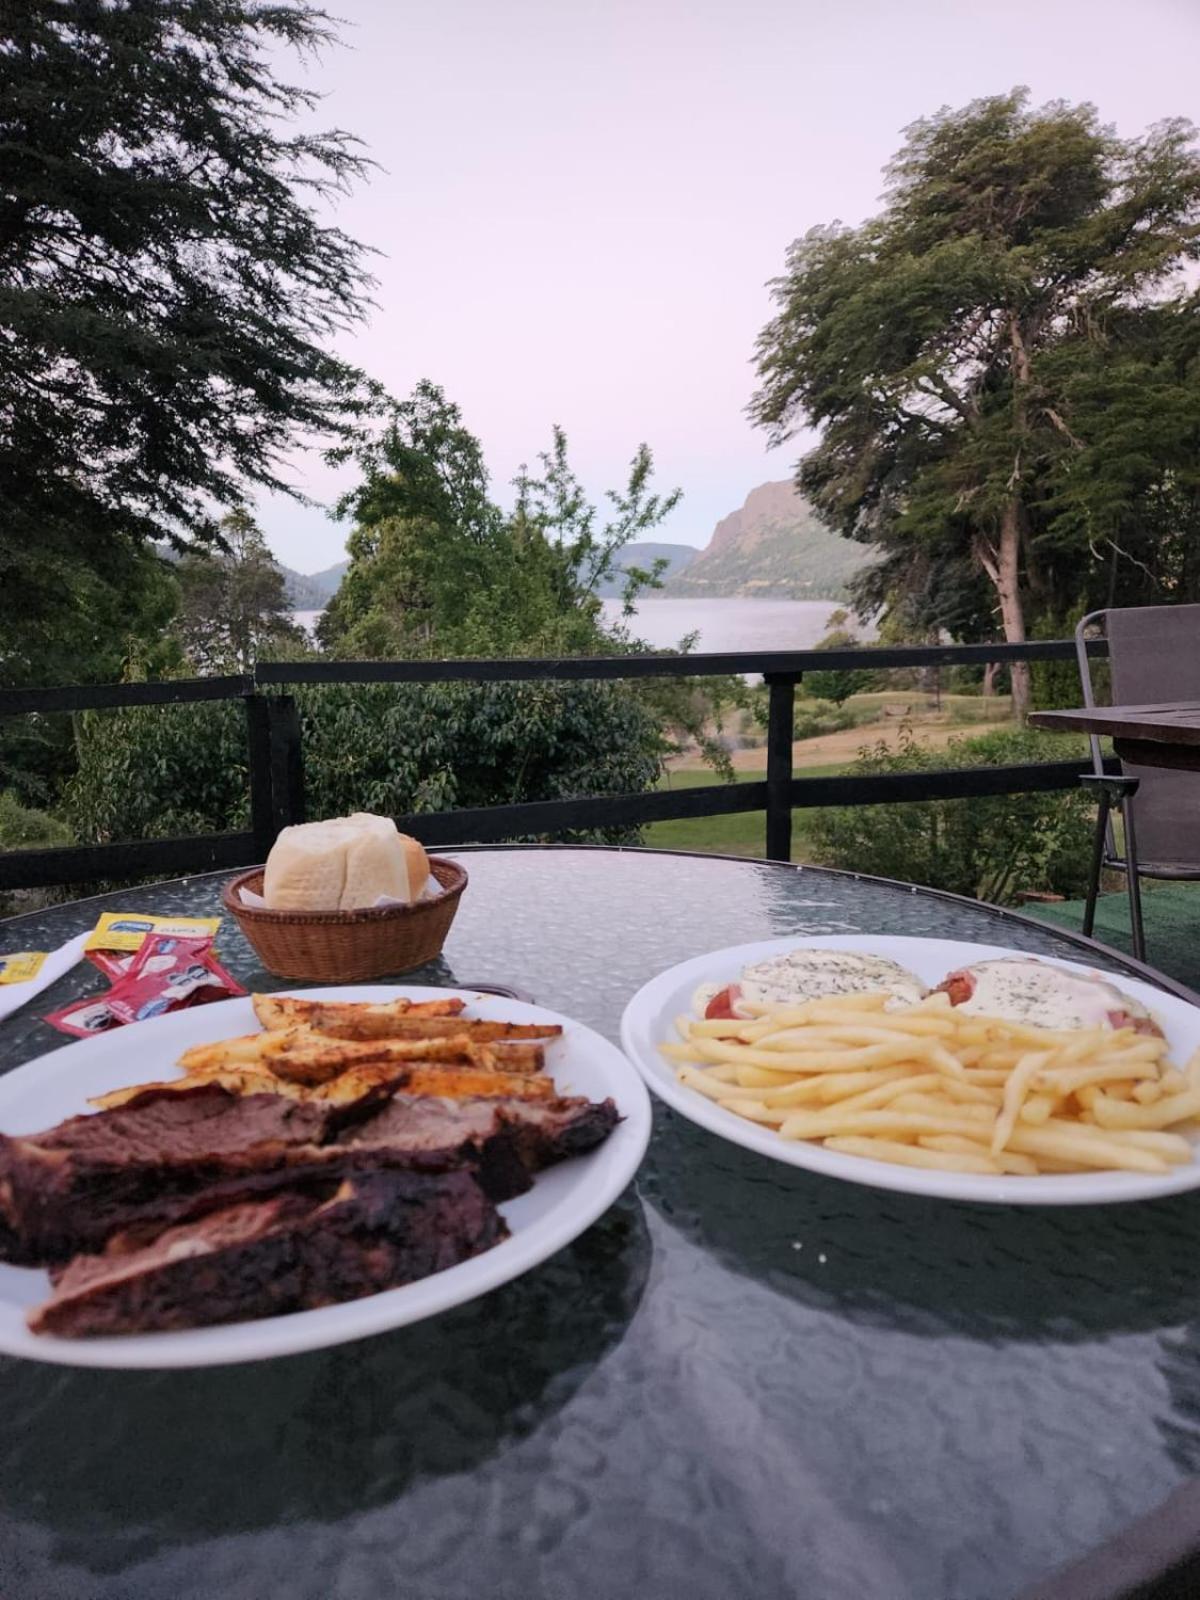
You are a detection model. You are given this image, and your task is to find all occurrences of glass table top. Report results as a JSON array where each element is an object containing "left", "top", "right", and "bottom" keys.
[{"left": 1, "top": 846, "right": 1199, "bottom": 1600}]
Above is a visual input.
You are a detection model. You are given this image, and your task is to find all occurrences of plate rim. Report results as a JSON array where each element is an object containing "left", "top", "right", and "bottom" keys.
[
  {"left": 0, "top": 984, "right": 652, "bottom": 1369},
  {"left": 620, "top": 933, "right": 1200, "bottom": 1208}
]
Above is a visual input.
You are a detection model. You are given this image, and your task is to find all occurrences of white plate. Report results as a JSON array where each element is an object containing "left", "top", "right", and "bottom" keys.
[
  {"left": 621, "top": 935, "right": 1200, "bottom": 1207},
  {"left": 0, "top": 986, "right": 651, "bottom": 1369}
]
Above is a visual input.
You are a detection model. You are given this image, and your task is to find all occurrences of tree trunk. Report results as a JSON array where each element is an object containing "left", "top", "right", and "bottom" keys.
[
  {"left": 994, "top": 498, "right": 1030, "bottom": 720},
  {"left": 975, "top": 314, "right": 1034, "bottom": 722},
  {"left": 982, "top": 661, "right": 998, "bottom": 697},
  {"left": 973, "top": 502, "right": 1031, "bottom": 720}
]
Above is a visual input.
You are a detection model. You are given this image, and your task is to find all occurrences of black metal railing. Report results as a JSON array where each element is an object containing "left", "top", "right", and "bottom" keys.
[{"left": 0, "top": 638, "right": 1108, "bottom": 892}]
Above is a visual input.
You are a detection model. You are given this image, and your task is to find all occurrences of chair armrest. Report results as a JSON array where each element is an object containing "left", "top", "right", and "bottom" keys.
[{"left": 1079, "top": 773, "right": 1140, "bottom": 801}]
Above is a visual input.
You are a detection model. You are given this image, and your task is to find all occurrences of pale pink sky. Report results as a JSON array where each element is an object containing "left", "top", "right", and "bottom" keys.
[{"left": 257, "top": 0, "right": 1200, "bottom": 572}]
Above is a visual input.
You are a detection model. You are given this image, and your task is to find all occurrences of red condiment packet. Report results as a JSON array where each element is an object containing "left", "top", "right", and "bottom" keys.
[
  {"left": 85, "top": 948, "right": 136, "bottom": 983},
  {"left": 103, "top": 935, "right": 245, "bottom": 1025},
  {"left": 44, "top": 935, "right": 245, "bottom": 1036},
  {"left": 43, "top": 994, "right": 122, "bottom": 1038}
]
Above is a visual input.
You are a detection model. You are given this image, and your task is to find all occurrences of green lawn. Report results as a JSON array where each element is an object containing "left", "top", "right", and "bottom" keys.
[
  {"left": 645, "top": 764, "right": 845, "bottom": 862},
  {"left": 1023, "top": 882, "right": 1200, "bottom": 994}
]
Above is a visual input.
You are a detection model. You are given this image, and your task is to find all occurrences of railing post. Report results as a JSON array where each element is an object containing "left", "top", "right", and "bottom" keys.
[
  {"left": 267, "top": 694, "right": 306, "bottom": 836},
  {"left": 243, "top": 694, "right": 275, "bottom": 861},
  {"left": 765, "top": 674, "right": 795, "bottom": 862}
]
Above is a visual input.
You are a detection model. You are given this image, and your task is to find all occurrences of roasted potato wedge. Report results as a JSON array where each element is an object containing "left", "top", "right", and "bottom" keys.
[
  {"left": 252, "top": 993, "right": 560, "bottom": 1046},
  {"left": 175, "top": 1027, "right": 538, "bottom": 1087},
  {"left": 308, "top": 1062, "right": 557, "bottom": 1103},
  {"left": 252, "top": 994, "right": 467, "bottom": 1035}
]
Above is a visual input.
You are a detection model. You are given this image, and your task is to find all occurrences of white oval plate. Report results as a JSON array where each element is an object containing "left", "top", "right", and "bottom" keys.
[
  {"left": 621, "top": 935, "right": 1200, "bottom": 1207},
  {"left": 0, "top": 986, "right": 651, "bottom": 1369}
]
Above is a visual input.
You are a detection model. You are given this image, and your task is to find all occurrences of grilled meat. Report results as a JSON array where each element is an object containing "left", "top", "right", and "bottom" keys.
[{"left": 30, "top": 1169, "right": 505, "bottom": 1338}]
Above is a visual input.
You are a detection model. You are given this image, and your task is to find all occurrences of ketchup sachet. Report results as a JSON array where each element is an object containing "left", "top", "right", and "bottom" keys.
[
  {"left": 44, "top": 934, "right": 244, "bottom": 1036},
  {"left": 104, "top": 935, "right": 245, "bottom": 1024}
]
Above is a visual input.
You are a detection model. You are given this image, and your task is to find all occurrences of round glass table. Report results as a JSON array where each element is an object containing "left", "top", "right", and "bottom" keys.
[{"left": 2, "top": 846, "right": 1199, "bottom": 1600}]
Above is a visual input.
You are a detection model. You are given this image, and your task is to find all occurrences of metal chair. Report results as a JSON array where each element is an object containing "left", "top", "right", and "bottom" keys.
[{"left": 1075, "top": 604, "right": 1200, "bottom": 962}]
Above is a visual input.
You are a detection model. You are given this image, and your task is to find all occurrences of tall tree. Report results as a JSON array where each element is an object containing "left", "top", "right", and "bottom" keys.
[
  {"left": 319, "top": 381, "right": 682, "bottom": 659},
  {"left": 317, "top": 382, "right": 741, "bottom": 772},
  {"left": 0, "top": 0, "right": 372, "bottom": 685},
  {"left": 175, "top": 510, "right": 304, "bottom": 672},
  {"left": 752, "top": 91, "right": 1200, "bottom": 716}
]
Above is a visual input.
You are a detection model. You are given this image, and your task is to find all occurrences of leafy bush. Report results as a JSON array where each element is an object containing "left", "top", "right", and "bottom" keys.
[
  {"left": 792, "top": 700, "right": 859, "bottom": 741},
  {"left": 65, "top": 703, "right": 251, "bottom": 842},
  {"left": 66, "top": 681, "right": 665, "bottom": 847},
  {"left": 0, "top": 790, "right": 72, "bottom": 849},
  {"left": 298, "top": 682, "right": 663, "bottom": 837},
  {"left": 805, "top": 726, "right": 1095, "bottom": 903},
  {"left": 803, "top": 666, "right": 867, "bottom": 706}
]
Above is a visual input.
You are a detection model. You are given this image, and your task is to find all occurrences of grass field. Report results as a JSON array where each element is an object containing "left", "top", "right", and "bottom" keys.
[
  {"left": 645, "top": 764, "right": 845, "bottom": 862},
  {"left": 845, "top": 691, "right": 1014, "bottom": 722},
  {"left": 648, "top": 695, "right": 1017, "bottom": 860}
]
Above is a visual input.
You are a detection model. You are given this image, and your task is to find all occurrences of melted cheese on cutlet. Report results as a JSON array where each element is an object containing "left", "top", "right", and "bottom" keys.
[
  {"left": 952, "top": 959, "right": 1147, "bottom": 1030},
  {"left": 738, "top": 950, "right": 926, "bottom": 1011}
]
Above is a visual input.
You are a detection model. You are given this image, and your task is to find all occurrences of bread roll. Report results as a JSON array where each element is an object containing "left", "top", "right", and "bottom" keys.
[{"left": 263, "top": 814, "right": 431, "bottom": 911}]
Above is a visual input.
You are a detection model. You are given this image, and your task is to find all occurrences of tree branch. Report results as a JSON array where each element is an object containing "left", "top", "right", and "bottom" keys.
[
  {"left": 973, "top": 534, "right": 1001, "bottom": 585},
  {"left": 1042, "top": 406, "right": 1085, "bottom": 449},
  {"left": 915, "top": 374, "right": 974, "bottom": 423}
]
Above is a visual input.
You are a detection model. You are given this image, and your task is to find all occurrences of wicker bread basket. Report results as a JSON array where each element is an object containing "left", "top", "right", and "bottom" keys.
[{"left": 221, "top": 856, "right": 468, "bottom": 981}]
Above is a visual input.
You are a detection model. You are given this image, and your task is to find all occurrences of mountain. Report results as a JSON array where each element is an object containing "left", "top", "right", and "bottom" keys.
[
  {"left": 661, "top": 482, "right": 872, "bottom": 600},
  {"left": 593, "top": 541, "right": 697, "bottom": 599},
  {"left": 281, "top": 560, "right": 348, "bottom": 610}
]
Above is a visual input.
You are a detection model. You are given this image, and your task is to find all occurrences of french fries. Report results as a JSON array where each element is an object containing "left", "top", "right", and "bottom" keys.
[
  {"left": 177, "top": 1027, "right": 546, "bottom": 1086},
  {"left": 90, "top": 994, "right": 564, "bottom": 1112},
  {"left": 664, "top": 991, "right": 1195, "bottom": 1179}
]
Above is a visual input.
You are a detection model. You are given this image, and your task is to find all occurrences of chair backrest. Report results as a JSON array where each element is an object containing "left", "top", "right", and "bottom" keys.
[{"left": 1076, "top": 604, "right": 1200, "bottom": 869}]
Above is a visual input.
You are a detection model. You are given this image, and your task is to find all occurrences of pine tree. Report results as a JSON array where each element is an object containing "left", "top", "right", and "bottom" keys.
[
  {"left": 0, "top": 1, "right": 372, "bottom": 683},
  {"left": 176, "top": 511, "right": 304, "bottom": 673}
]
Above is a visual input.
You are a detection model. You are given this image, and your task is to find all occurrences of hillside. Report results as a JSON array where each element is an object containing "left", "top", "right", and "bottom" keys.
[
  {"left": 281, "top": 560, "right": 348, "bottom": 610},
  {"left": 593, "top": 541, "right": 697, "bottom": 599},
  {"left": 662, "top": 482, "right": 872, "bottom": 600}
]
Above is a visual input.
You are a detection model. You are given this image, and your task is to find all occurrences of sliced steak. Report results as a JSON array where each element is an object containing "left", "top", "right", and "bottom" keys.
[
  {"left": 0, "top": 1085, "right": 341, "bottom": 1264},
  {"left": 338, "top": 1092, "right": 621, "bottom": 1200},
  {"left": 1, "top": 1080, "right": 620, "bottom": 1265},
  {"left": 30, "top": 1168, "right": 505, "bottom": 1338}
]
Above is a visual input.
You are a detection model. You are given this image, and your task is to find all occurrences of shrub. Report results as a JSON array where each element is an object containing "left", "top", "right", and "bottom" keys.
[
  {"left": 0, "top": 790, "right": 72, "bottom": 849},
  {"left": 792, "top": 700, "right": 859, "bottom": 741},
  {"left": 805, "top": 726, "right": 1095, "bottom": 903},
  {"left": 803, "top": 665, "right": 869, "bottom": 706},
  {"left": 65, "top": 702, "right": 250, "bottom": 842},
  {"left": 65, "top": 681, "right": 665, "bottom": 847}
]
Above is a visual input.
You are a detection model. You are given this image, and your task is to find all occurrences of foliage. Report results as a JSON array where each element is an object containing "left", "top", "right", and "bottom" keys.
[
  {"left": 0, "top": 546, "right": 184, "bottom": 815},
  {"left": 175, "top": 512, "right": 307, "bottom": 673},
  {"left": 0, "top": 790, "right": 72, "bottom": 850},
  {"left": 803, "top": 610, "right": 874, "bottom": 705},
  {"left": 1, "top": 0, "right": 372, "bottom": 686},
  {"left": 319, "top": 382, "right": 681, "bottom": 659},
  {"left": 1028, "top": 610, "right": 1087, "bottom": 712},
  {"left": 752, "top": 89, "right": 1200, "bottom": 716},
  {"left": 318, "top": 380, "right": 744, "bottom": 775},
  {"left": 0, "top": 544, "right": 183, "bottom": 692},
  {"left": 66, "top": 681, "right": 667, "bottom": 848},
  {"left": 745, "top": 686, "right": 861, "bottom": 743},
  {"left": 792, "top": 700, "right": 858, "bottom": 740},
  {"left": 65, "top": 703, "right": 252, "bottom": 843},
  {"left": 805, "top": 726, "right": 1095, "bottom": 903}
]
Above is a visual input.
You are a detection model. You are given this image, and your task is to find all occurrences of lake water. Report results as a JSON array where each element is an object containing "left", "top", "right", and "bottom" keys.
[
  {"left": 600, "top": 597, "right": 846, "bottom": 653},
  {"left": 293, "top": 598, "right": 848, "bottom": 654}
]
